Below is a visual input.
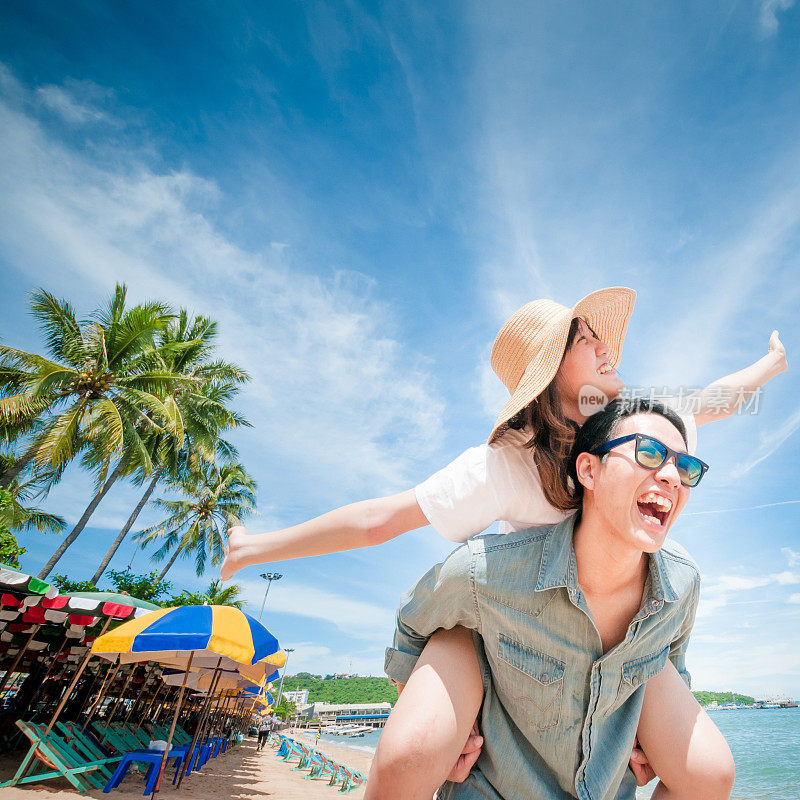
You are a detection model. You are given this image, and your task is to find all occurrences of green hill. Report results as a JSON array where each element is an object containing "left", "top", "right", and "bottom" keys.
[
  {"left": 284, "top": 673, "right": 398, "bottom": 705},
  {"left": 283, "top": 675, "right": 752, "bottom": 710},
  {"left": 693, "top": 691, "right": 755, "bottom": 706}
]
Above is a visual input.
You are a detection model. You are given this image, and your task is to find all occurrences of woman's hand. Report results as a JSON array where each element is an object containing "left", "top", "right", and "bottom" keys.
[
  {"left": 629, "top": 737, "right": 655, "bottom": 786},
  {"left": 446, "top": 721, "right": 483, "bottom": 783},
  {"left": 768, "top": 330, "right": 788, "bottom": 373}
]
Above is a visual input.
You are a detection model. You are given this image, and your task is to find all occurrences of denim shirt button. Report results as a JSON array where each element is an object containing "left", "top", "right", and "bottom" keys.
[
  {"left": 631, "top": 675, "right": 640, "bottom": 687},
  {"left": 541, "top": 673, "right": 549, "bottom": 683},
  {"left": 650, "top": 599, "right": 659, "bottom": 609}
]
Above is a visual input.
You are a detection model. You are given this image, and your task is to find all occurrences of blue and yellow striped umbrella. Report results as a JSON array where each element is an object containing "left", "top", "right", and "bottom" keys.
[{"left": 92, "top": 605, "right": 285, "bottom": 672}]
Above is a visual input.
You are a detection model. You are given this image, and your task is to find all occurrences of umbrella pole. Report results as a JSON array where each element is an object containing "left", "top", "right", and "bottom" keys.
[
  {"left": 82, "top": 657, "right": 121, "bottom": 732},
  {"left": 175, "top": 658, "right": 223, "bottom": 788},
  {"left": 151, "top": 651, "right": 193, "bottom": 799},
  {"left": 106, "top": 665, "right": 135, "bottom": 722},
  {"left": 0, "top": 623, "right": 41, "bottom": 698},
  {"left": 44, "top": 616, "right": 112, "bottom": 736},
  {"left": 124, "top": 662, "right": 154, "bottom": 724},
  {"left": 140, "top": 677, "right": 165, "bottom": 726}
]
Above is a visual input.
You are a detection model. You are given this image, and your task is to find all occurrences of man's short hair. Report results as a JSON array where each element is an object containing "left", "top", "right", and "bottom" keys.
[{"left": 567, "top": 398, "right": 688, "bottom": 503}]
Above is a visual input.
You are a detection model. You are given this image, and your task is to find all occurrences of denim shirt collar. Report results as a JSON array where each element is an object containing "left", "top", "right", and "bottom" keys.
[{"left": 535, "top": 513, "right": 679, "bottom": 603}]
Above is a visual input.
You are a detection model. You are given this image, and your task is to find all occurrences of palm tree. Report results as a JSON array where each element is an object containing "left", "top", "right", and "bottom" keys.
[
  {"left": 0, "top": 285, "right": 201, "bottom": 579},
  {"left": 0, "top": 453, "right": 66, "bottom": 536},
  {"left": 167, "top": 579, "right": 245, "bottom": 609},
  {"left": 134, "top": 461, "right": 257, "bottom": 582},
  {"left": 0, "top": 286, "right": 178, "bottom": 490},
  {"left": 88, "top": 312, "right": 251, "bottom": 585}
]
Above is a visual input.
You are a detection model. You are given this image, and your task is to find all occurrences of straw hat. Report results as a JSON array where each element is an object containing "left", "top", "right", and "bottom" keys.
[{"left": 488, "top": 287, "right": 636, "bottom": 443}]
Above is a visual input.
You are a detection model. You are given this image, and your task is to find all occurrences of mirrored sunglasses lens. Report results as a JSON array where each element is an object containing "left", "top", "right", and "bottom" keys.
[
  {"left": 636, "top": 437, "right": 667, "bottom": 469},
  {"left": 677, "top": 456, "right": 703, "bottom": 487}
]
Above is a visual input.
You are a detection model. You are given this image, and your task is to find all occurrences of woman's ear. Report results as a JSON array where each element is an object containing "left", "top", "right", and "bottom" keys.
[{"left": 574, "top": 452, "right": 597, "bottom": 491}]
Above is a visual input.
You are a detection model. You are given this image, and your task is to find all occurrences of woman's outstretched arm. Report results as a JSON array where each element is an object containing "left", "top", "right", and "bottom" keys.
[
  {"left": 691, "top": 330, "right": 787, "bottom": 426},
  {"left": 220, "top": 489, "right": 428, "bottom": 579},
  {"left": 366, "top": 626, "right": 484, "bottom": 800}
]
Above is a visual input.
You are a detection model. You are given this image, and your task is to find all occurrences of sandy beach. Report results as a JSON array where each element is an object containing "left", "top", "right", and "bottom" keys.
[{"left": 0, "top": 732, "right": 369, "bottom": 800}]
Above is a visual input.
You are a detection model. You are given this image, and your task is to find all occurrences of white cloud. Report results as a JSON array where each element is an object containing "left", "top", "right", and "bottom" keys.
[
  {"left": 758, "top": 0, "right": 796, "bottom": 38},
  {"left": 276, "top": 641, "right": 386, "bottom": 677},
  {"left": 0, "top": 66, "right": 445, "bottom": 504},
  {"left": 731, "top": 401, "right": 800, "bottom": 478},
  {"left": 782, "top": 547, "right": 800, "bottom": 567},
  {"left": 35, "top": 80, "right": 114, "bottom": 125},
  {"left": 238, "top": 578, "right": 395, "bottom": 642},
  {"left": 789, "top": 593, "right": 800, "bottom": 604},
  {"left": 697, "top": 570, "right": 800, "bottom": 619}
]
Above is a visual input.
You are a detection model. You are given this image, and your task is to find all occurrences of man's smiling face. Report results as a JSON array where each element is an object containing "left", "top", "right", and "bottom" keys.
[{"left": 585, "top": 412, "right": 692, "bottom": 553}]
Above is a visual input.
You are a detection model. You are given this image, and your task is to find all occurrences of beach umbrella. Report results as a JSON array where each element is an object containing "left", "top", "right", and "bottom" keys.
[
  {"left": 0, "top": 563, "right": 58, "bottom": 599},
  {"left": 91, "top": 605, "right": 284, "bottom": 798},
  {"left": 20, "top": 590, "right": 160, "bottom": 619},
  {"left": 92, "top": 605, "right": 284, "bottom": 668}
]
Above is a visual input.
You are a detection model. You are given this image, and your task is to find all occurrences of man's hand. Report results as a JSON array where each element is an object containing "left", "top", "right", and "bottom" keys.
[
  {"left": 768, "top": 330, "right": 788, "bottom": 373},
  {"left": 629, "top": 738, "right": 655, "bottom": 786},
  {"left": 446, "top": 722, "right": 483, "bottom": 783}
]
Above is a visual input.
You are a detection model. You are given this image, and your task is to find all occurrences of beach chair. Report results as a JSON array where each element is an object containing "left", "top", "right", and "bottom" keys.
[
  {"left": 92, "top": 721, "right": 141, "bottom": 754},
  {"left": 102, "top": 746, "right": 188, "bottom": 796},
  {"left": 336, "top": 763, "right": 367, "bottom": 793},
  {"left": 0, "top": 720, "right": 122, "bottom": 793},
  {"left": 290, "top": 740, "right": 315, "bottom": 771},
  {"left": 305, "top": 750, "right": 345, "bottom": 783}
]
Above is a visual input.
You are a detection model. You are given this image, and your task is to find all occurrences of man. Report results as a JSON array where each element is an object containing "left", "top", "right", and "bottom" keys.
[
  {"left": 375, "top": 399, "right": 724, "bottom": 800},
  {"left": 256, "top": 714, "right": 273, "bottom": 751}
]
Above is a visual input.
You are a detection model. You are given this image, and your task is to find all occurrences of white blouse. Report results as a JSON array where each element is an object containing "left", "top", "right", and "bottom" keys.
[{"left": 415, "top": 403, "right": 697, "bottom": 543}]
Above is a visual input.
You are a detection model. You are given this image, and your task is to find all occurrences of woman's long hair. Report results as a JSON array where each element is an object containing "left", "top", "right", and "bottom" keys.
[{"left": 505, "top": 318, "right": 582, "bottom": 511}]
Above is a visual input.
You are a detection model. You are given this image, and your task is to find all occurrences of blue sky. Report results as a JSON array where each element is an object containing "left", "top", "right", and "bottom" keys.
[{"left": 1, "top": 1, "right": 799, "bottom": 697}]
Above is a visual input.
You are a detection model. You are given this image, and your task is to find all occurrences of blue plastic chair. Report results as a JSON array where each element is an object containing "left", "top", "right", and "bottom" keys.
[{"left": 102, "top": 747, "right": 188, "bottom": 796}]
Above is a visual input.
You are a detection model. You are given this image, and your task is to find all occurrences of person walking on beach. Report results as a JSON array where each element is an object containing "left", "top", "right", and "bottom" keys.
[
  {"left": 256, "top": 715, "right": 272, "bottom": 752},
  {"left": 222, "top": 288, "right": 787, "bottom": 795},
  {"left": 373, "top": 398, "right": 727, "bottom": 800}
]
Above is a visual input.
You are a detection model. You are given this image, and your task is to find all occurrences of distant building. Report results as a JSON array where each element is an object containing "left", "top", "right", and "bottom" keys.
[
  {"left": 304, "top": 701, "right": 392, "bottom": 728},
  {"left": 281, "top": 689, "right": 309, "bottom": 705}
]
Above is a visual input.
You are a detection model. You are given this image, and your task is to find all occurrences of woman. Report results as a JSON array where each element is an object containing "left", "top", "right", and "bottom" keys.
[{"left": 223, "top": 287, "right": 786, "bottom": 797}]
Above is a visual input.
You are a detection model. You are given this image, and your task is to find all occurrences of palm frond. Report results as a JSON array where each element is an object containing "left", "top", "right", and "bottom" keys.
[{"left": 28, "top": 289, "right": 84, "bottom": 365}]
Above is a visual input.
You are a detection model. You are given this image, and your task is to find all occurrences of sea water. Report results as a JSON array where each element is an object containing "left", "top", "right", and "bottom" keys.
[
  {"left": 636, "top": 707, "right": 799, "bottom": 800},
  {"left": 309, "top": 709, "right": 800, "bottom": 799}
]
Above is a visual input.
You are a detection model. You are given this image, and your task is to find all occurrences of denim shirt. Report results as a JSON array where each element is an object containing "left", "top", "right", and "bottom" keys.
[{"left": 384, "top": 515, "right": 700, "bottom": 800}]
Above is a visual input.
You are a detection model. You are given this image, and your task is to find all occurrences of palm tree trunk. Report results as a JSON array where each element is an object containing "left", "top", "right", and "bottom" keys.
[
  {"left": 89, "top": 468, "right": 162, "bottom": 585},
  {"left": 37, "top": 460, "right": 127, "bottom": 580},
  {"left": 156, "top": 547, "right": 182, "bottom": 582},
  {"left": 0, "top": 443, "right": 38, "bottom": 490}
]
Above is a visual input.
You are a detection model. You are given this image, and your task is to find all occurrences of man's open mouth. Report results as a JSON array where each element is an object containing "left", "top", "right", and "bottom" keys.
[{"left": 636, "top": 491, "right": 673, "bottom": 529}]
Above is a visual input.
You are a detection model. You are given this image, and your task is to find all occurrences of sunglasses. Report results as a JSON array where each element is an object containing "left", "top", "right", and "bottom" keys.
[{"left": 590, "top": 433, "right": 709, "bottom": 488}]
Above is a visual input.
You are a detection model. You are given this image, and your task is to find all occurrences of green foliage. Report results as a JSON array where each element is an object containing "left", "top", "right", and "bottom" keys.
[
  {"left": 285, "top": 675, "right": 398, "bottom": 706},
  {"left": 166, "top": 579, "right": 245, "bottom": 608},
  {"left": 51, "top": 574, "right": 99, "bottom": 592},
  {"left": 273, "top": 699, "right": 298, "bottom": 721},
  {"left": 693, "top": 690, "right": 755, "bottom": 706},
  {"left": 0, "top": 489, "right": 26, "bottom": 567},
  {"left": 49, "top": 568, "right": 173, "bottom": 602},
  {"left": 106, "top": 568, "right": 173, "bottom": 603}
]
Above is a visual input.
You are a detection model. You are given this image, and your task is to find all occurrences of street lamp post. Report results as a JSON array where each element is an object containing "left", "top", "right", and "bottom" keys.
[
  {"left": 258, "top": 572, "right": 282, "bottom": 621},
  {"left": 276, "top": 647, "right": 294, "bottom": 709}
]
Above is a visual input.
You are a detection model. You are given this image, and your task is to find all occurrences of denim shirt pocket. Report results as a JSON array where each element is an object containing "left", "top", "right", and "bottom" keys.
[
  {"left": 609, "top": 644, "right": 670, "bottom": 715},
  {"left": 496, "top": 633, "right": 566, "bottom": 730}
]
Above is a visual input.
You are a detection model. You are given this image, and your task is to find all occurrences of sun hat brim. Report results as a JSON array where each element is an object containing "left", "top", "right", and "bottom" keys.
[{"left": 488, "top": 287, "right": 636, "bottom": 443}]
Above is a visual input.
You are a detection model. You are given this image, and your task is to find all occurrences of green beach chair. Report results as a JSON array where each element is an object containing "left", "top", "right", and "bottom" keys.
[{"left": 0, "top": 720, "right": 122, "bottom": 794}]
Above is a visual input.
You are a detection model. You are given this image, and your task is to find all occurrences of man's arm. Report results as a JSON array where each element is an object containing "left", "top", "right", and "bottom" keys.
[
  {"left": 668, "top": 576, "right": 701, "bottom": 689},
  {"left": 689, "top": 331, "right": 787, "bottom": 426},
  {"left": 384, "top": 542, "right": 479, "bottom": 686}
]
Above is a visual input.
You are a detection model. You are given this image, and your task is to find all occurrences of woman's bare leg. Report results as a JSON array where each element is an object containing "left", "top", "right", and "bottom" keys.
[
  {"left": 365, "top": 626, "right": 483, "bottom": 800},
  {"left": 637, "top": 660, "right": 735, "bottom": 800}
]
